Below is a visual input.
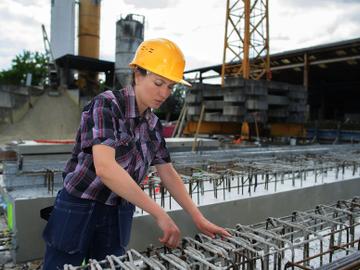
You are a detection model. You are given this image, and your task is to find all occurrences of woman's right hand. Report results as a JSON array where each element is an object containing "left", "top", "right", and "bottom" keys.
[{"left": 156, "top": 213, "right": 181, "bottom": 248}]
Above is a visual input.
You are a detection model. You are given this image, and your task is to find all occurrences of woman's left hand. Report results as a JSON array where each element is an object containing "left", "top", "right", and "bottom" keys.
[{"left": 194, "top": 215, "right": 231, "bottom": 238}]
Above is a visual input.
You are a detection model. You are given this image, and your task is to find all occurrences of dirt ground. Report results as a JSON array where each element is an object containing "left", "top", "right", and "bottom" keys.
[{"left": 0, "top": 92, "right": 81, "bottom": 145}]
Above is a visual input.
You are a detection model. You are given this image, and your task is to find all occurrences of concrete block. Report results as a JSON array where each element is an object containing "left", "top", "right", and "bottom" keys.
[
  {"left": 268, "top": 95, "right": 289, "bottom": 105},
  {"left": 3, "top": 162, "right": 18, "bottom": 175},
  {"left": 268, "top": 109, "right": 289, "bottom": 118},
  {"left": 246, "top": 99, "right": 268, "bottom": 110},
  {"left": 288, "top": 84, "right": 305, "bottom": 92},
  {"left": 203, "top": 100, "right": 224, "bottom": 110},
  {"left": 245, "top": 85, "right": 267, "bottom": 96},
  {"left": 224, "top": 89, "right": 246, "bottom": 102},
  {"left": 223, "top": 77, "right": 245, "bottom": 87},
  {"left": 223, "top": 106, "right": 246, "bottom": 116},
  {"left": 244, "top": 112, "right": 268, "bottom": 123},
  {"left": 288, "top": 90, "right": 307, "bottom": 99},
  {"left": 203, "top": 113, "right": 242, "bottom": 122},
  {"left": 185, "top": 93, "right": 201, "bottom": 103},
  {"left": 245, "top": 80, "right": 267, "bottom": 95},
  {"left": 202, "top": 88, "right": 223, "bottom": 98},
  {"left": 267, "top": 81, "right": 289, "bottom": 91},
  {"left": 187, "top": 106, "right": 201, "bottom": 115},
  {"left": 289, "top": 104, "right": 306, "bottom": 112}
]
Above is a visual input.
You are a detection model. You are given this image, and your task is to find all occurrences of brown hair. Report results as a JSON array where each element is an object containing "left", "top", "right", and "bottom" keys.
[{"left": 131, "top": 67, "right": 147, "bottom": 86}]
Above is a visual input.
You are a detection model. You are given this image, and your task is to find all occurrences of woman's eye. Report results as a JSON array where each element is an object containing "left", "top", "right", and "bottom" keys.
[{"left": 154, "top": 81, "right": 163, "bottom": 87}]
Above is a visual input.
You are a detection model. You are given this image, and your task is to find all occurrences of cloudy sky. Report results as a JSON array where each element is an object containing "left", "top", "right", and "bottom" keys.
[{"left": 1, "top": 0, "right": 360, "bottom": 72}]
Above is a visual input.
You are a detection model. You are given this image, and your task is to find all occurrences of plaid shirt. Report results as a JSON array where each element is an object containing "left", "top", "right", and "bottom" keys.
[{"left": 63, "top": 86, "right": 171, "bottom": 205}]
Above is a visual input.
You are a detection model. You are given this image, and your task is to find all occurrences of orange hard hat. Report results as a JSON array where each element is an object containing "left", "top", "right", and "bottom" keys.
[{"left": 129, "top": 38, "right": 191, "bottom": 87}]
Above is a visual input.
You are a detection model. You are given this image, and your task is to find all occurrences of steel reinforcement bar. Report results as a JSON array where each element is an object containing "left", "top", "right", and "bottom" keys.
[{"left": 64, "top": 197, "right": 360, "bottom": 270}]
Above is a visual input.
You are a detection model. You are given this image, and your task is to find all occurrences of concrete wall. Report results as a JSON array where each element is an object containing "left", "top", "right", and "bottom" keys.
[
  {"left": 12, "top": 196, "right": 55, "bottom": 263},
  {"left": 65, "top": 89, "right": 79, "bottom": 106},
  {"left": 0, "top": 87, "right": 42, "bottom": 124}
]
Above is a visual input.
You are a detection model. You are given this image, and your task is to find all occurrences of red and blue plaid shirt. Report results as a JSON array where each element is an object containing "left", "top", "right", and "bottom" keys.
[{"left": 63, "top": 86, "right": 171, "bottom": 205}]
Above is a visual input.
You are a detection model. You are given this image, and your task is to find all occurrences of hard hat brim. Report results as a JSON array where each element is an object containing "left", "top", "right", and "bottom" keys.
[
  {"left": 179, "top": 79, "right": 192, "bottom": 87},
  {"left": 130, "top": 62, "right": 192, "bottom": 87}
]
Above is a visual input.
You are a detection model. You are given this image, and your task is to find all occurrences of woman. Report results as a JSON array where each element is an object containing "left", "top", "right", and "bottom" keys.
[{"left": 42, "top": 38, "right": 230, "bottom": 268}]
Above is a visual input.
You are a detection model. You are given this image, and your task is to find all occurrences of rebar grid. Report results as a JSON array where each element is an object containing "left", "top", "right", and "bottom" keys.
[
  {"left": 64, "top": 197, "right": 360, "bottom": 270},
  {"left": 139, "top": 150, "right": 360, "bottom": 211}
]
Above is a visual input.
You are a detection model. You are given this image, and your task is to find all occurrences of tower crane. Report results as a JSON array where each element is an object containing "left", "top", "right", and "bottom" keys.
[{"left": 221, "top": 0, "right": 270, "bottom": 85}]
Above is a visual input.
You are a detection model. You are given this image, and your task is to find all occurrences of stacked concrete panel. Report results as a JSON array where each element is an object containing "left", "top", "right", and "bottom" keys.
[{"left": 185, "top": 78, "right": 306, "bottom": 124}]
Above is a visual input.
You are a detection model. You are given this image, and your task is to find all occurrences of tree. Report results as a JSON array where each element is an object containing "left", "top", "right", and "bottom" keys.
[{"left": 0, "top": 50, "right": 48, "bottom": 86}]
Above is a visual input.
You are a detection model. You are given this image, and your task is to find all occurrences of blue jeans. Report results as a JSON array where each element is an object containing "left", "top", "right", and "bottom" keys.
[{"left": 42, "top": 189, "right": 134, "bottom": 269}]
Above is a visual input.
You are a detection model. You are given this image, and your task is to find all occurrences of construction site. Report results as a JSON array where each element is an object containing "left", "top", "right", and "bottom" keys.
[{"left": 1, "top": 0, "right": 360, "bottom": 269}]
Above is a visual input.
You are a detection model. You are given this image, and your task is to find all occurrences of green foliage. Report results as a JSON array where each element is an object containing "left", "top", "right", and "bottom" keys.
[{"left": 0, "top": 50, "right": 48, "bottom": 86}]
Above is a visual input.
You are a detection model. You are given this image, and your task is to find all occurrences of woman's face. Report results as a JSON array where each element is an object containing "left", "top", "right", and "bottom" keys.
[{"left": 134, "top": 69, "right": 175, "bottom": 114}]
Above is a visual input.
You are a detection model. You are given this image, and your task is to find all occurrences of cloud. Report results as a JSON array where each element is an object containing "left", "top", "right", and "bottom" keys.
[
  {"left": 11, "top": 0, "right": 45, "bottom": 7},
  {"left": 0, "top": 5, "right": 40, "bottom": 27},
  {"left": 152, "top": 26, "right": 166, "bottom": 31},
  {"left": 123, "top": 0, "right": 177, "bottom": 9},
  {"left": 1, "top": 0, "right": 360, "bottom": 72},
  {"left": 0, "top": 0, "right": 50, "bottom": 69},
  {"left": 278, "top": 0, "right": 360, "bottom": 9}
]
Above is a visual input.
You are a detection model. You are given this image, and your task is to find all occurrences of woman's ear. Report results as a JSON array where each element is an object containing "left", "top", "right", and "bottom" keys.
[{"left": 134, "top": 68, "right": 144, "bottom": 85}]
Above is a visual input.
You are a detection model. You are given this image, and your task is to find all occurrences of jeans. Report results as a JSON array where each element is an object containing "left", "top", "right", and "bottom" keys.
[{"left": 42, "top": 189, "right": 134, "bottom": 269}]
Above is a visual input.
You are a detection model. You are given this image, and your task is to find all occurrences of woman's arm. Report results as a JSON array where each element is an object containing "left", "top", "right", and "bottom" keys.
[
  {"left": 155, "top": 163, "right": 230, "bottom": 238},
  {"left": 92, "top": 144, "right": 180, "bottom": 248}
]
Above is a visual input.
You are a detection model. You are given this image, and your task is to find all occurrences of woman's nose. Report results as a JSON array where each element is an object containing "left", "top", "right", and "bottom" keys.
[{"left": 159, "top": 86, "right": 171, "bottom": 99}]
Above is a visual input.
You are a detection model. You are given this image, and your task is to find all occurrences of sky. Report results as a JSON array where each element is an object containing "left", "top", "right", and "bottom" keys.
[{"left": 1, "top": 0, "right": 360, "bottom": 73}]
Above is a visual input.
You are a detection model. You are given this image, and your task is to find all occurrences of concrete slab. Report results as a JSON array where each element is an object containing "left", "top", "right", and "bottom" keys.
[
  {"left": 288, "top": 90, "right": 307, "bottom": 99},
  {"left": 223, "top": 89, "right": 246, "bottom": 102},
  {"left": 203, "top": 113, "right": 242, "bottom": 122},
  {"left": 203, "top": 100, "right": 224, "bottom": 109},
  {"left": 267, "top": 81, "right": 290, "bottom": 91},
  {"left": 223, "top": 106, "right": 246, "bottom": 116},
  {"left": 289, "top": 104, "right": 306, "bottom": 112},
  {"left": 202, "top": 88, "right": 223, "bottom": 98},
  {"left": 268, "top": 109, "right": 289, "bottom": 117},
  {"left": 185, "top": 93, "right": 201, "bottom": 103},
  {"left": 223, "top": 77, "right": 245, "bottom": 87},
  {"left": 187, "top": 106, "right": 201, "bottom": 115},
  {"left": 268, "top": 95, "right": 289, "bottom": 105},
  {"left": 245, "top": 99, "right": 268, "bottom": 110}
]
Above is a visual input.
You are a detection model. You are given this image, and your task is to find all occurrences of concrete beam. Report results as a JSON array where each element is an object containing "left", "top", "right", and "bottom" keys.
[
  {"left": 246, "top": 99, "right": 268, "bottom": 110},
  {"left": 268, "top": 95, "right": 289, "bottom": 105}
]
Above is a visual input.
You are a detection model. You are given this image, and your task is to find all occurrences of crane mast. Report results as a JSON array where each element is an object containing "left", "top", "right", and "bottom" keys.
[{"left": 221, "top": 0, "right": 270, "bottom": 85}]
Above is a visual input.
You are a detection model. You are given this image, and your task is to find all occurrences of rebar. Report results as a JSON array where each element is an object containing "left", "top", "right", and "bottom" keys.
[
  {"left": 141, "top": 149, "right": 360, "bottom": 212},
  {"left": 65, "top": 197, "right": 360, "bottom": 269}
]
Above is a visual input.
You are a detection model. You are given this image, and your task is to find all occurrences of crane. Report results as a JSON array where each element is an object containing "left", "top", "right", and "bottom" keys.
[
  {"left": 41, "top": 24, "right": 60, "bottom": 95},
  {"left": 221, "top": 0, "right": 270, "bottom": 85}
]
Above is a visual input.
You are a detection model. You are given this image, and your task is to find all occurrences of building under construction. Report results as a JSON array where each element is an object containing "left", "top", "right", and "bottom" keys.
[{"left": 1, "top": 0, "right": 360, "bottom": 269}]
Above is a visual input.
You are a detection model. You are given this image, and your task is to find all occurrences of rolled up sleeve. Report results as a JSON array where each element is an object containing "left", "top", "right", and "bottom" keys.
[{"left": 80, "top": 96, "right": 117, "bottom": 151}]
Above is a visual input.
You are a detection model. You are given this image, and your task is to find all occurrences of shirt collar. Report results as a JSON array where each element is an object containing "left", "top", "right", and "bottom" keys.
[{"left": 124, "top": 85, "right": 159, "bottom": 130}]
